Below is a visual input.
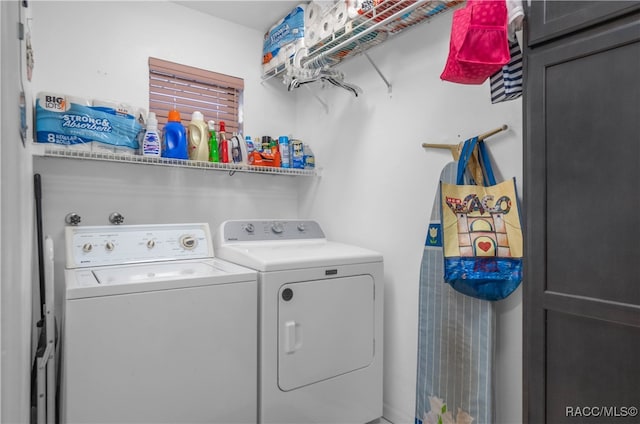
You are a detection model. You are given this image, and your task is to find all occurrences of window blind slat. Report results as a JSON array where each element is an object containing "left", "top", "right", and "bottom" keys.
[
  {"left": 149, "top": 86, "right": 239, "bottom": 109},
  {"left": 149, "top": 57, "right": 244, "bottom": 90},
  {"left": 149, "top": 77, "right": 239, "bottom": 98}
]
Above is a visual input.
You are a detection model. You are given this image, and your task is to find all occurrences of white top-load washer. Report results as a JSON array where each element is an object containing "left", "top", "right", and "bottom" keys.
[
  {"left": 214, "top": 219, "right": 383, "bottom": 424},
  {"left": 62, "top": 223, "right": 257, "bottom": 424}
]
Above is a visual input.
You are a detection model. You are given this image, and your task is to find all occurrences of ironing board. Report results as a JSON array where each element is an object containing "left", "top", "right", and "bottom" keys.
[{"left": 415, "top": 162, "right": 495, "bottom": 424}]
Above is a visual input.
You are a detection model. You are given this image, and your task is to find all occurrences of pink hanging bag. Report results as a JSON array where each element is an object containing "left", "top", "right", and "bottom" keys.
[{"left": 440, "top": 0, "right": 510, "bottom": 85}]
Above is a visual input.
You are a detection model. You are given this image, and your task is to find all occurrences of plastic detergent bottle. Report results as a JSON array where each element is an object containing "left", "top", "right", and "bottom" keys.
[
  {"left": 141, "top": 112, "right": 161, "bottom": 157},
  {"left": 219, "top": 121, "right": 229, "bottom": 163},
  {"left": 208, "top": 120, "right": 219, "bottom": 162},
  {"left": 278, "top": 136, "right": 290, "bottom": 168},
  {"left": 303, "top": 144, "right": 315, "bottom": 169},
  {"left": 187, "top": 111, "right": 209, "bottom": 161},
  {"left": 162, "top": 109, "right": 188, "bottom": 159}
]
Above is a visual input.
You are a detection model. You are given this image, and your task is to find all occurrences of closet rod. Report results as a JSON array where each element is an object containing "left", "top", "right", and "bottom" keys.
[{"left": 422, "top": 124, "right": 508, "bottom": 160}]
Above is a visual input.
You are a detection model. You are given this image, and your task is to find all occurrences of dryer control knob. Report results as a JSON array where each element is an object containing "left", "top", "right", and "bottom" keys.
[
  {"left": 243, "top": 223, "right": 255, "bottom": 233},
  {"left": 297, "top": 223, "right": 306, "bottom": 232},
  {"left": 82, "top": 243, "right": 92, "bottom": 253},
  {"left": 147, "top": 240, "right": 156, "bottom": 249},
  {"left": 271, "top": 222, "right": 284, "bottom": 234},
  {"left": 105, "top": 242, "right": 115, "bottom": 251}
]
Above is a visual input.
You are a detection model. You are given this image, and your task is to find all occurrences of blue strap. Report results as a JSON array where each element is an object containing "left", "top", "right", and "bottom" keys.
[
  {"left": 456, "top": 137, "right": 478, "bottom": 185},
  {"left": 456, "top": 136, "right": 498, "bottom": 186}
]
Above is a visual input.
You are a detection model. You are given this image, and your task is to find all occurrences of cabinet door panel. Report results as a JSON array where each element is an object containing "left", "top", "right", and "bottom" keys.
[
  {"left": 524, "top": 11, "right": 640, "bottom": 424},
  {"left": 527, "top": 0, "right": 640, "bottom": 46}
]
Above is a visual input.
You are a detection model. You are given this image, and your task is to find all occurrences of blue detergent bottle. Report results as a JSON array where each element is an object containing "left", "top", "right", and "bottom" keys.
[{"left": 162, "top": 109, "right": 188, "bottom": 159}]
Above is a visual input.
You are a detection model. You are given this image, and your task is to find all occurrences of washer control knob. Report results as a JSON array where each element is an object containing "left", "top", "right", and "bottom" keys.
[
  {"left": 105, "top": 242, "right": 115, "bottom": 251},
  {"left": 244, "top": 223, "right": 255, "bottom": 233},
  {"left": 147, "top": 240, "right": 156, "bottom": 249},
  {"left": 271, "top": 222, "right": 284, "bottom": 234},
  {"left": 180, "top": 235, "right": 197, "bottom": 250},
  {"left": 297, "top": 223, "right": 306, "bottom": 232},
  {"left": 82, "top": 243, "right": 93, "bottom": 253}
]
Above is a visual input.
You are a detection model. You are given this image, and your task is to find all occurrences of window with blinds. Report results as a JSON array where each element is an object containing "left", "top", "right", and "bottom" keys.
[{"left": 148, "top": 57, "right": 244, "bottom": 136}]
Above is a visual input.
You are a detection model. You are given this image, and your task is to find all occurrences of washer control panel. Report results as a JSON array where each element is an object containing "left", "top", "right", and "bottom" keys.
[
  {"left": 221, "top": 220, "right": 325, "bottom": 242},
  {"left": 65, "top": 223, "right": 213, "bottom": 269}
]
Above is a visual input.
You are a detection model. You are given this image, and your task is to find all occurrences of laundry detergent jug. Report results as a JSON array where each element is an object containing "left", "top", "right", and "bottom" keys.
[
  {"left": 162, "top": 109, "right": 188, "bottom": 160},
  {"left": 188, "top": 111, "right": 209, "bottom": 161}
]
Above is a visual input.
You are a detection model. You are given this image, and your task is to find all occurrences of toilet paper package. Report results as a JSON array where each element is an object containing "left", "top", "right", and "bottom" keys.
[
  {"left": 262, "top": 4, "right": 307, "bottom": 75},
  {"left": 91, "top": 99, "right": 142, "bottom": 154},
  {"left": 35, "top": 92, "right": 142, "bottom": 153},
  {"left": 304, "top": 1, "right": 324, "bottom": 47},
  {"left": 306, "top": 1, "right": 352, "bottom": 50}
]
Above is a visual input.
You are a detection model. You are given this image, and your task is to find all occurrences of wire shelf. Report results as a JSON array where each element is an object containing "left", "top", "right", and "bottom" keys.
[
  {"left": 262, "top": 0, "right": 463, "bottom": 80},
  {"left": 40, "top": 146, "right": 319, "bottom": 177}
]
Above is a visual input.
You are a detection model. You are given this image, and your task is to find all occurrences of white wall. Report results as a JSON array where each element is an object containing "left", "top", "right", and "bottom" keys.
[
  {"left": 295, "top": 14, "right": 523, "bottom": 424},
  {"left": 29, "top": 2, "right": 523, "bottom": 424},
  {"left": 1, "top": 1, "right": 35, "bottom": 422},
  {"left": 30, "top": 0, "right": 297, "bottom": 138}
]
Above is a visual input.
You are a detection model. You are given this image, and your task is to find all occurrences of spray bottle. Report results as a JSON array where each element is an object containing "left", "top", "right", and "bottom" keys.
[
  {"left": 208, "top": 120, "right": 219, "bottom": 162},
  {"left": 219, "top": 121, "right": 229, "bottom": 163}
]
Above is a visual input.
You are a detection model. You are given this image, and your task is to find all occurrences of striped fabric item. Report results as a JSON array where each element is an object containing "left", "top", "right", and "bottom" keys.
[
  {"left": 415, "top": 162, "right": 495, "bottom": 424},
  {"left": 490, "top": 40, "right": 523, "bottom": 104}
]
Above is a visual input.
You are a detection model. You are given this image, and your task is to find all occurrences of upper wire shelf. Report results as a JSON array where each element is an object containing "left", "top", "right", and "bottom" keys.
[{"left": 262, "top": 0, "right": 464, "bottom": 81}]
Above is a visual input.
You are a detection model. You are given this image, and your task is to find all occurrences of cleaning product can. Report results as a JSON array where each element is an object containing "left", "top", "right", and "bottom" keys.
[
  {"left": 187, "top": 111, "right": 209, "bottom": 161},
  {"left": 291, "top": 138, "right": 305, "bottom": 169},
  {"left": 208, "top": 120, "right": 219, "bottom": 162},
  {"left": 141, "top": 112, "right": 161, "bottom": 157},
  {"left": 162, "top": 109, "right": 188, "bottom": 159},
  {"left": 278, "top": 136, "right": 290, "bottom": 168}
]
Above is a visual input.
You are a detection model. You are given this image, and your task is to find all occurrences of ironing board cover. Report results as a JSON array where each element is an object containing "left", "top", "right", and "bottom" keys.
[{"left": 415, "top": 162, "right": 495, "bottom": 424}]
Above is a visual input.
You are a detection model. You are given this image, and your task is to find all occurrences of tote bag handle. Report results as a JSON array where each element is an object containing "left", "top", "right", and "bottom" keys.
[{"left": 456, "top": 137, "right": 497, "bottom": 186}]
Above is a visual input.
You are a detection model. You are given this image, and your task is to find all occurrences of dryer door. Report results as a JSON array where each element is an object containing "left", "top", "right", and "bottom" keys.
[{"left": 278, "top": 274, "right": 375, "bottom": 391}]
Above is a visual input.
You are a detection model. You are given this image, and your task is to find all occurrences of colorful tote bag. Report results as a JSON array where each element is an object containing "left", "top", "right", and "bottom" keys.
[
  {"left": 415, "top": 161, "right": 495, "bottom": 424},
  {"left": 489, "top": 39, "right": 523, "bottom": 103},
  {"left": 440, "top": 137, "right": 523, "bottom": 300},
  {"left": 440, "top": 0, "right": 510, "bottom": 85}
]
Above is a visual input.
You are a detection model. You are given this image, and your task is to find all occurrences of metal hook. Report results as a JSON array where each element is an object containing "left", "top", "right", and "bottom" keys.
[
  {"left": 65, "top": 212, "right": 81, "bottom": 226},
  {"left": 109, "top": 212, "right": 125, "bottom": 225}
]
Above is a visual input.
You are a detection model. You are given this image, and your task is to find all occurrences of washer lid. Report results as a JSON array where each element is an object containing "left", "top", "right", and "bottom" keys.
[
  {"left": 65, "top": 258, "right": 256, "bottom": 299},
  {"left": 215, "top": 240, "right": 382, "bottom": 272}
]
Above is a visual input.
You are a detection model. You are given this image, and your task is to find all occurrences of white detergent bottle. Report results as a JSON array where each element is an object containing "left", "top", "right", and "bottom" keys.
[
  {"left": 141, "top": 112, "right": 161, "bottom": 157},
  {"left": 188, "top": 111, "right": 210, "bottom": 161}
]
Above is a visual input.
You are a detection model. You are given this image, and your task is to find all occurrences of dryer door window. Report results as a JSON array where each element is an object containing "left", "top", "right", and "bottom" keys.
[{"left": 277, "top": 274, "right": 375, "bottom": 391}]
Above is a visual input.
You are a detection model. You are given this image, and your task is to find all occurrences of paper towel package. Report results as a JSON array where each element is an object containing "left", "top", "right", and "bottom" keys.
[
  {"left": 262, "top": 4, "right": 307, "bottom": 75},
  {"left": 35, "top": 92, "right": 142, "bottom": 153}
]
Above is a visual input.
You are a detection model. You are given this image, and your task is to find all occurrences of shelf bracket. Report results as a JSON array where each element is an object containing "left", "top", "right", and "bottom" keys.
[
  {"left": 363, "top": 52, "right": 392, "bottom": 94},
  {"left": 304, "top": 84, "right": 329, "bottom": 114}
]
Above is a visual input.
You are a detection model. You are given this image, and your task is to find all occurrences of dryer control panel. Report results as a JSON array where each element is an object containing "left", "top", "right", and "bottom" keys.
[
  {"left": 220, "top": 220, "right": 325, "bottom": 242},
  {"left": 65, "top": 223, "right": 213, "bottom": 268}
]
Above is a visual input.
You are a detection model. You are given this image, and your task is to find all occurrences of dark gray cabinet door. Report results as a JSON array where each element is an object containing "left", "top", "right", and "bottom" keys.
[
  {"left": 527, "top": 0, "right": 640, "bottom": 46},
  {"left": 524, "top": 11, "right": 640, "bottom": 424}
]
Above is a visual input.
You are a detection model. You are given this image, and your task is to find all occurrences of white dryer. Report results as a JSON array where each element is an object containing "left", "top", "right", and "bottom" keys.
[
  {"left": 214, "top": 219, "right": 383, "bottom": 424},
  {"left": 62, "top": 223, "right": 257, "bottom": 424}
]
